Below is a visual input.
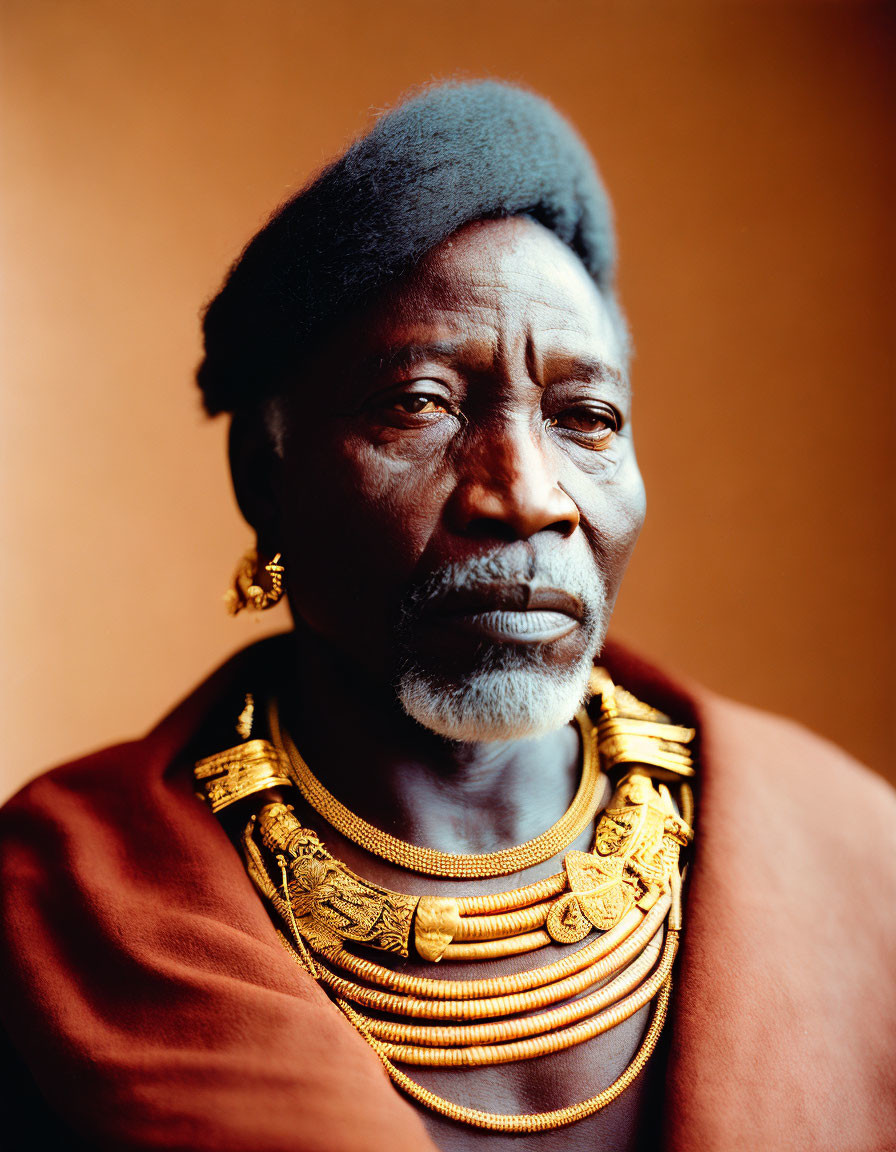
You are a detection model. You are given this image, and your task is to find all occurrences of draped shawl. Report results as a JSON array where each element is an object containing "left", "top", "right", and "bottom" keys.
[{"left": 1, "top": 637, "right": 893, "bottom": 1151}]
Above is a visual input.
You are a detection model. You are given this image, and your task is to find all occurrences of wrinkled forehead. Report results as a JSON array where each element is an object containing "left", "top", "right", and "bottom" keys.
[{"left": 344, "top": 217, "right": 626, "bottom": 370}]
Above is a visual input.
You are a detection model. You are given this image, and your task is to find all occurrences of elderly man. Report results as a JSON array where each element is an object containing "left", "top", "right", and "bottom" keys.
[{"left": 1, "top": 81, "right": 893, "bottom": 1152}]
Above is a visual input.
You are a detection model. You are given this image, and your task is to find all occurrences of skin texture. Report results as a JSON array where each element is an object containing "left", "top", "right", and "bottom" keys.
[
  {"left": 232, "top": 218, "right": 657, "bottom": 1149},
  {"left": 274, "top": 216, "right": 641, "bottom": 676}
]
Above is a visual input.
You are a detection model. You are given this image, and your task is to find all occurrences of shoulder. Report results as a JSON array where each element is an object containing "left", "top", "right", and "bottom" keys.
[
  {"left": 0, "top": 634, "right": 432, "bottom": 1152},
  {"left": 603, "top": 634, "right": 893, "bottom": 810},
  {"left": 604, "top": 635, "right": 896, "bottom": 933},
  {"left": 0, "top": 633, "right": 290, "bottom": 981},
  {"left": 1, "top": 633, "right": 295, "bottom": 838},
  {"left": 604, "top": 641, "right": 896, "bottom": 1150},
  {"left": 0, "top": 739, "right": 150, "bottom": 900}
]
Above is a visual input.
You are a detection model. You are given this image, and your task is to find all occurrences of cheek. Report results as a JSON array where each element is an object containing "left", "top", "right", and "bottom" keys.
[
  {"left": 276, "top": 436, "right": 452, "bottom": 636},
  {"left": 565, "top": 454, "right": 646, "bottom": 590},
  {"left": 351, "top": 442, "right": 454, "bottom": 551},
  {"left": 614, "top": 456, "right": 648, "bottom": 554}
]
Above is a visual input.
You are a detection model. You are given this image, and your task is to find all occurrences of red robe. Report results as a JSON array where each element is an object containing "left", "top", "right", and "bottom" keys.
[{"left": 1, "top": 637, "right": 893, "bottom": 1151}]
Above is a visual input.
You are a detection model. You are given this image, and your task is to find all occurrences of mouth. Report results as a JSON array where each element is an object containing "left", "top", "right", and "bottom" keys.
[
  {"left": 426, "top": 585, "right": 584, "bottom": 647},
  {"left": 452, "top": 609, "right": 578, "bottom": 644}
]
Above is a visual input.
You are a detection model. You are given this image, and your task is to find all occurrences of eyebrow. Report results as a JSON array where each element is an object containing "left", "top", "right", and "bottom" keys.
[
  {"left": 356, "top": 342, "right": 626, "bottom": 389},
  {"left": 363, "top": 341, "right": 464, "bottom": 376},
  {"left": 543, "top": 354, "right": 625, "bottom": 388}
]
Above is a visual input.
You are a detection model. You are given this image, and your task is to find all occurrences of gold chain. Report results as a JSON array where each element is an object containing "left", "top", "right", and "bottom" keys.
[
  {"left": 457, "top": 871, "right": 567, "bottom": 915},
  {"left": 373, "top": 933, "right": 678, "bottom": 1065},
  {"left": 277, "top": 925, "right": 674, "bottom": 1133},
  {"left": 345, "top": 979, "right": 673, "bottom": 1132},
  {"left": 361, "top": 935, "right": 667, "bottom": 1048},
  {"left": 270, "top": 701, "right": 604, "bottom": 878},
  {"left": 451, "top": 899, "right": 551, "bottom": 940}
]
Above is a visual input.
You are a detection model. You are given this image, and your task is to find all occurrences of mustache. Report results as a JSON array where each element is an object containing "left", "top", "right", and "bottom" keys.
[{"left": 398, "top": 541, "right": 608, "bottom": 624}]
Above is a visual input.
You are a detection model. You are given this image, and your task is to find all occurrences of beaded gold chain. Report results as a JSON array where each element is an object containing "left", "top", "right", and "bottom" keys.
[
  {"left": 269, "top": 703, "right": 604, "bottom": 878},
  {"left": 194, "top": 667, "right": 697, "bottom": 1133}
]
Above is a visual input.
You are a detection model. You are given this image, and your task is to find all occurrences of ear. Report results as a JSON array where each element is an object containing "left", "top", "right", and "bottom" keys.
[{"left": 228, "top": 409, "right": 281, "bottom": 552}]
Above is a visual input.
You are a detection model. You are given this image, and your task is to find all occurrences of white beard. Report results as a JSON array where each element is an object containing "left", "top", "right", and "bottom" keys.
[
  {"left": 394, "top": 540, "right": 610, "bottom": 742},
  {"left": 397, "top": 652, "right": 597, "bottom": 742}
]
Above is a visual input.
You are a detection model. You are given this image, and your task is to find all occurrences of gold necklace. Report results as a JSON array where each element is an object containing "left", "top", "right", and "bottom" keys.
[
  {"left": 269, "top": 701, "right": 605, "bottom": 879},
  {"left": 195, "top": 667, "right": 696, "bottom": 1134},
  {"left": 265, "top": 816, "right": 682, "bottom": 1131}
]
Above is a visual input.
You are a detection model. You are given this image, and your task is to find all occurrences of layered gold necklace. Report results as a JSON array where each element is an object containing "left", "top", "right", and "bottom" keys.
[{"left": 195, "top": 667, "right": 696, "bottom": 1133}]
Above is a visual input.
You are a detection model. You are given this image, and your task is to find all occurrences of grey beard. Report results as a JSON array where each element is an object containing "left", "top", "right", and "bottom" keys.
[{"left": 394, "top": 542, "right": 610, "bottom": 742}]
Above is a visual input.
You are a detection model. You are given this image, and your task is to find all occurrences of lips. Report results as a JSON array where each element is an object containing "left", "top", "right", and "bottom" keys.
[
  {"left": 454, "top": 609, "right": 578, "bottom": 643},
  {"left": 426, "top": 585, "right": 584, "bottom": 646}
]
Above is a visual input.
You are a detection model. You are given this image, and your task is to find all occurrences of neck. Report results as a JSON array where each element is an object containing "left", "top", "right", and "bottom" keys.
[{"left": 277, "top": 633, "right": 584, "bottom": 856}]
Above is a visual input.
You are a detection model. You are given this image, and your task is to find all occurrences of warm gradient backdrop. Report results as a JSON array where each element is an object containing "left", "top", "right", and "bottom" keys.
[{"left": 2, "top": 1, "right": 893, "bottom": 800}]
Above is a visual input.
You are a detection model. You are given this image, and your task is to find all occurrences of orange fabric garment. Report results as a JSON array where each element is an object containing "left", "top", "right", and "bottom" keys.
[{"left": 1, "top": 637, "right": 893, "bottom": 1151}]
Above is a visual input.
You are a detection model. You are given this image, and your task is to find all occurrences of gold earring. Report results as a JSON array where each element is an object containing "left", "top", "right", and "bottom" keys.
[{"left": 224, "top": 549, "right": 285, "bottom": 616}]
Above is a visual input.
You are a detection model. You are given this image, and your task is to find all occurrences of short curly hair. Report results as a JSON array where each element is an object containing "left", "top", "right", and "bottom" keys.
[{"left": 196, "top": 79, "right": 622, "bottom": 417}]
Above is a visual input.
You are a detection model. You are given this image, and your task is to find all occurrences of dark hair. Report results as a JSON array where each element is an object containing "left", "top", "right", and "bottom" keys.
[{"left": 197, "top": 80, "right": 621, "bottom": 417}]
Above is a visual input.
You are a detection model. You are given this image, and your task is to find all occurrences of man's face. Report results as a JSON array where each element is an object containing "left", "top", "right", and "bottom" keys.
[{"left": 272, "top": 217, "right": 645, "bottom": 740}]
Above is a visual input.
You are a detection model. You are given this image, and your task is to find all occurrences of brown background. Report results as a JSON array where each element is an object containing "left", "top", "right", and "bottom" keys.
[{"left": 1, "top": 0, "right": 893, "bottom": 802}]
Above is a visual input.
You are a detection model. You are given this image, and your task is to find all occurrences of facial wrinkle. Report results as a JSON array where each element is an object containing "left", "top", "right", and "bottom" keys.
[{"left": 524, "top": 328, "right": 540, "bottom": 388}]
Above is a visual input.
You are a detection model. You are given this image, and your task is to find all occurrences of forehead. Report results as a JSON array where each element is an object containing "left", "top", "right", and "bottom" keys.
[{"left": 351, "top": 217, "right": 623, "bottom": 368}]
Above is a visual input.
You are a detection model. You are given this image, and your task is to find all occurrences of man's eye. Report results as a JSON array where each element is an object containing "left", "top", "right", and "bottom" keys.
[
  {"left": 546, "top": 407, "right": 619, "bottom": 446},
  {"left": 394, "top": 395, "right": 448, "bottom": 415}
]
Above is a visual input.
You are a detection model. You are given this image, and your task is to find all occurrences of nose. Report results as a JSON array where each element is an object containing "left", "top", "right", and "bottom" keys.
[{"left": 446, "top": 419, "right": 580, "bottom": 541}]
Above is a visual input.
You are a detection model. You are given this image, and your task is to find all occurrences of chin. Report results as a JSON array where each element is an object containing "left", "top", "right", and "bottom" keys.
[{"left": 396, "top": 655, "right": 595, "bottom": 743}]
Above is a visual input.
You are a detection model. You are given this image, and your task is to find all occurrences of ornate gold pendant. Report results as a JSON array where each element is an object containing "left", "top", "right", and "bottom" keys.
[
  {"left": 244, "top": 801, "right": 461, "bottom": 960},
  {"left": 546, "top": 770, "right": 692, "bottom": 944}
]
